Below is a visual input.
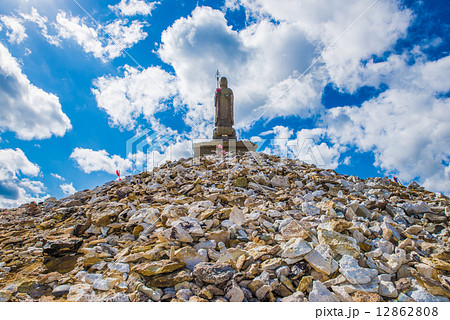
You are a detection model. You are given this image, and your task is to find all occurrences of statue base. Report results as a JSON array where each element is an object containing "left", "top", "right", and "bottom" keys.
[
  {"left": 213, "top": 126, "right": 236, "bottom": 139},
  {"left": 193, "top": 139, "right": 257, "bottom": 157}
]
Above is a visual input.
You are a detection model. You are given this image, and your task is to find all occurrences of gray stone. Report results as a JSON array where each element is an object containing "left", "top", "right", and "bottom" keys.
[
  {"left": 176, "top": 288, "right": 193, "bottom": 301},
  {"left": 309, "top": 280, "right": 339, "bottom": 302},
  {"left": 402, "top": 201, "right": 431, "bottom": 215},
  {"left": 52, "top": 284, "right": 71, "bottom": 297},
  {"left": 409, "top": 289, "right": 449, "bottom": 302},
  {"left": 107, "top": 262, "right": 130, "bottom": 273},
  {"left": 302, "top": 202, "right": 320, "bottom": 216},
  {"left": 339, "top": 255, "right": 378, "bottom": 285},
  {"left": 225, "top": 280, "right": 245, "bottom": 302},
  {"left": 193, "top": 262, "right": 235, "bottom": 285},
  {"left": 281, "top": 238, "right": 312, "bottom": 260},
  {"left": 281, "top": 291, "right": 307, "bottom": 302},
  {"left": 92, "top": 279, "right": 110, "bottom": 291},
  {"left": 379, "top": 281, "right": 398, "bottom": 298},
  {"left": 270, "top": 176, "right": 290, "bottom": 188}
]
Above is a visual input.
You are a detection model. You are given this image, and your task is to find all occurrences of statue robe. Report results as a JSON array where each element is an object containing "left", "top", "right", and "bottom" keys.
[{"left": 215, "top": 87, "right": 234, "bottom": 127}]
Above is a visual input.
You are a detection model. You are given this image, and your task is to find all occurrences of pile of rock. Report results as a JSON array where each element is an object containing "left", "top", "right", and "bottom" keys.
[{"left": 0, "top": 152, "right": 449, "bottom": 302}]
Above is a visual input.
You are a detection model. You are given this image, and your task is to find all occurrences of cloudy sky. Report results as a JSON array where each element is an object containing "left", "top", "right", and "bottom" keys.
[{"left": 0, "top": 0, "right": 449, "bottom": 207}]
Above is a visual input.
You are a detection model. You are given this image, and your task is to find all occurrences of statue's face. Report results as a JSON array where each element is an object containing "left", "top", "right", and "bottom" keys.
[{"left": 220, "top": 77, "right": 228, "bottom": 87}]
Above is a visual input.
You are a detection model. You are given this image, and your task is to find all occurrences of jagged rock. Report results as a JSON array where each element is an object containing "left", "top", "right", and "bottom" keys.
[
  {"left": 43, "top": 239, "right": 83, "bottom": 257},
  {"left": 229, "top": 206, "right": 245, "bottom": 226},
  {"left": 402, "top": 201, "right": 431, "bottom": 215},
  {"left": 304, "top": 245, "right": 337, "bottom": 276},
  {"left": 193, "top": 262, "right": 235, "bottom": 285},
  {"left": 281, "top": 291, "right": 307, "bottom": 302},
  {"left": 67, "top": 284, "right": 95, "bottom": 302},
  {"left": 379, "top": 281, "right": 398, "bottom": 298},
  {"left": 133, "top": 260, "right": 185, "bottom": 276},
  {"left": 146, "top": 269, "right": 193, "bottom": 288},
  {"left": 302, "top": 202, "right": 320, "bottom": 216},
  {"left": 174, "top": 247, "right": 208, "bottom": 270},
  {"left": 353, "top": 292, "right": 383, "bottom": 302},
  {"left": 0, "top": 152, "right": 448, "bottom": 302},
  {"left": 225, "top": 280, "right": 245, "bottom": 302},
  {"left": 318, "top": 229, "right": 360, "bottom": 258},
  {"left": 309, "top": 281, "right": 339, "bottom": 302},
  {"left": 280, "top": 238, "right": 312, "bottom": 262},
  {"left": 339, "top": 255, "right": 378, "bottom": 285},
  {"left": 270, "top": 176, "right": 289, "bottom": 188},
  {"left": 280, "top": 220, "right": 309, "bottom": 240},
  {"left": 159, "top": 225, "right": 194, "bottom": 243},
  {"left": 17, "top": 280, "right": 51, "bottom": 299},
  {"left": 0, "top": 290, "right": 12, "bottom": 302}
]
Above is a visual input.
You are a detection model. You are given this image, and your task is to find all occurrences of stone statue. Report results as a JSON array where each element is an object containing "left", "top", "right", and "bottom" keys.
[
  {"left": 213, "top": 76, "right": 236, "bottom": 139},
  {"left": 192, "top": 74, "right": 257, "bottom": 156}
]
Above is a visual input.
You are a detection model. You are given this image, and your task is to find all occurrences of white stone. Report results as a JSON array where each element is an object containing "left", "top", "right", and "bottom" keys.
[
  {"left": 176, "top": 288, "right": 193, "bottom": 301},
  {"left": 173, "top": 217, "right": 204, "bottom": 236},
  {"left": 304, "top": 248, "right": 335, "bottom": 275},
  {"left": 229, "top": 206, "right": 245, "bottom": 226},
  {"left": 84, "top": 273, "right": 103, "bottom": 284},
  {"left": 128, "top": 208, "right": 159, "bottom": 224},
  {"left": 246, "top": 211, "right": 260, "bottom": 221},
  {"left": 402, "top": 201, "right": 431, "bottom": 215},
  {"left": 302, "top": 202, "right": 320, "bottom": 216},
  {"left": 270, "top": 176, "right": 290, "bottom": 188},
  {"left": 376, "top": 239, "right": 394, "bottom": 254},
  {"left": 255, "top": 285, "right": 272, "bottom": 300},
  {"left": 67, "top": 284, "right": 95, "bottom": 302},
  {"left": 107, "top": 262, "right": 130, "bottom": 273},
  {"left": 409, "top": 289, "right": 449, "bottom": 302},
  {"left": 225, "top": 280, "right": 245, "bottom": 302},
  {"left": 92, "top": 279, "right": 110, "bottom": 291},
  {"left": 379, "top": 281, "right": 398, "bottom": 298},
  {"left": 331, "top": 286, "right": 353, "bottom": 302},
  {"left": 339, "top": 255, "right": 378, "bottom": 285},
  {"left": 387, "top": 250, "right": 406, "bottom": 272},
  {"left": 281, "top": 238, "right": 312, "bottom": 259},
  {"left": 194, "top": 240, "right": 216, "bottom": 250},
  {"left": 309, "top": 281, "right": 339, "bottom": 302}
]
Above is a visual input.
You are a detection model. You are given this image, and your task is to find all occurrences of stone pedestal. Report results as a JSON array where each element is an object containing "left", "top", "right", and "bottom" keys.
[
  {"left": 193, "top": 139, "right": 257, "bottom": 157},
  {"left": 213, "top": 126, "right": 236, "bottom": 139}
]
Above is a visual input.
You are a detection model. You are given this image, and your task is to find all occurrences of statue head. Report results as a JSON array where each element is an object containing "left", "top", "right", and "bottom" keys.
[{"left": 220, "top": 77, "right": 228, "bottom": 88}]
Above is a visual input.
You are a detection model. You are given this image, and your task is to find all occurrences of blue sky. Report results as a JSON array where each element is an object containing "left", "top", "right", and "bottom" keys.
[{"left": 0, "top": 0, "right": 449, "bottom": 207}]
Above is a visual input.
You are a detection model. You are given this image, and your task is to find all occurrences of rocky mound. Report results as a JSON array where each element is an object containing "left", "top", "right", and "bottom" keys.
[{"left": 0, "top": 152, "right": 449, "bottom": 302}]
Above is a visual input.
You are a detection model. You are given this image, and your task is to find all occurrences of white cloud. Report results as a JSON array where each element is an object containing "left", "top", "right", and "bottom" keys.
[
  {"left": 55, "top": 11, "right": 147, "bottom": 61},
  {"left": 0, "top": 15, "right": 27, "bottom": 44},
  {"left": 158, "top": 6, "right": 321, "bottom": 130},
  {"left": 295, "top": 128, "right": 342, "bottom": 169},
  {"left": 51, "top": 173, "right": 65, "bottom": 180},
  {"left": 237, "top": 0, "right": 412, "bottom": 92},
  {"left": 223, "top": 0, "right": 241, "bottom": 11},
  {"left": 92, "top": 65, "right": 177, "bottom": 130},
  {"left": 0, "top": 148, "right": 40, "bottom": 180},
  {"left": 60, "top": 182, "right": 76, "bottom": 196},
  {"left": 19, "top": 179, "right": 46, "bottom": 194},
  {"left": 0, "top": 42, "right": 72, "bottom": 140},
  {"left": 20, "top": 7, "right": 61, "bottom": 46},
  {"left": 154, "top": 2, "right": 411, "bottom": 135},
  {"left": 110, "top": 0, "right": 160, "bottom": 16},
  {"left": 258, "top": 126, "right": 341, "bottom": 169},
  {"left": 0, "top": 148, "right": 49, "bottom": 208},
  {"left": 129, "top": 137, "right": 193, "bottom": 171},
  {"left": 91, "top": 2, "right": 409, "bottom": 137},
  {"left": 325, "top": 54, "right": 450, "bottom": 193},
  {"left": 70, "top": 147, "right": 133, "bottom": 175}
]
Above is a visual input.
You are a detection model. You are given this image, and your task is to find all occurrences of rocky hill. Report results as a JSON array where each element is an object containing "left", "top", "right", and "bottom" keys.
[{"left": 0, "top": 152, "right": 449, "bottom": 302}]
